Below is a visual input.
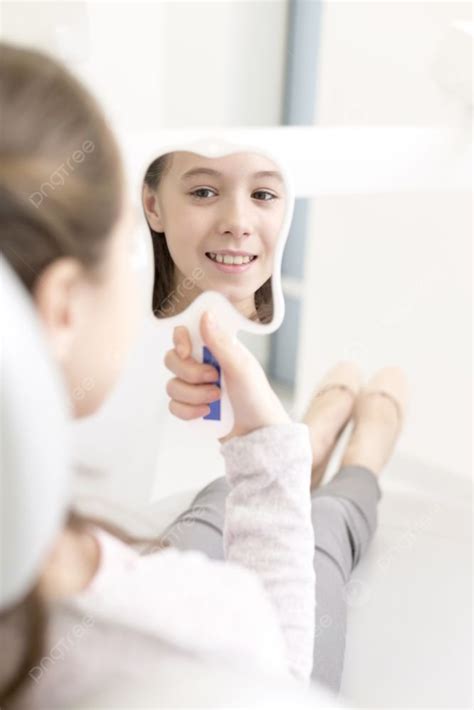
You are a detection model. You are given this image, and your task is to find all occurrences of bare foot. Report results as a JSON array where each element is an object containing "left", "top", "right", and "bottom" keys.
[
  {"left": 341, "top": 366, "right": 408, "bottom": 476},
  {"left": 303, "top": 362, "right": 363, "bottom": 489}
]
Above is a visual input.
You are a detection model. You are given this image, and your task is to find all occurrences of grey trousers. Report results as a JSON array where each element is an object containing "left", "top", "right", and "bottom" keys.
[{"left": 161, "top": 465, "right": 382, "bottom": 694}]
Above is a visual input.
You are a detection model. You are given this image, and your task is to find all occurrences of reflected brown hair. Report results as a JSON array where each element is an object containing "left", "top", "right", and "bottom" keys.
[{"left": 143, "top": 153, "right": 274, "bottom": 323}]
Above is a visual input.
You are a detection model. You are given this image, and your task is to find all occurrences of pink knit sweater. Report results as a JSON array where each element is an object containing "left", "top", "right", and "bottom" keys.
[{"left": 20, "top": 422, "right": 316, "bottom": 707}]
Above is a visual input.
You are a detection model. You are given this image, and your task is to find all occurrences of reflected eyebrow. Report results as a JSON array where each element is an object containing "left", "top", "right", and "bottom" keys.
[
  {"left": 180, "top": 168, "right": 221, "bottom": 181},
  {"left": 180, "top": 167, "right": 283, "bottom": 183},
  {"left": 253, "top": 170, "right": 283, "bottom": 183}
]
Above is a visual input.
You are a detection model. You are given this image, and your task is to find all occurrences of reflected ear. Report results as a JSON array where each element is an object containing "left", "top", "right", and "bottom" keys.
[{"left": 142, "top": 185, "right": 164, "bottom": 233}]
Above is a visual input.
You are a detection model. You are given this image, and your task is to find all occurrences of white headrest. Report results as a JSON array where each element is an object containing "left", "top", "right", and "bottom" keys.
[{"left": 0, "top": 257, "right": 72, "bottom": 609}]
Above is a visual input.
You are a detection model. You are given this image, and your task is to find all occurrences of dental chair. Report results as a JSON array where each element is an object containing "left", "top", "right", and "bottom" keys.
[{"left": 0, "top": 258, "right": 341, "bottom": 708}]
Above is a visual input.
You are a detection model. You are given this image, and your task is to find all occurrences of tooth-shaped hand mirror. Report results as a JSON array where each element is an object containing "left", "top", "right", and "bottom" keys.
[{"left": 140, "top": 139, "right": 295, "bottom": 437}]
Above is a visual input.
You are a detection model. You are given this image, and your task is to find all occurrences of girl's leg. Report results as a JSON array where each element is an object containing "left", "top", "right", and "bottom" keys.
[
  {"left": 309, "top": 464, "right": 381, "bottom": 692},
  {"left": 159, "top": 464, "right": 381, "bottom": 694},
  {"left": 158, "top": 476, "right": 229, "bottom": 558}
]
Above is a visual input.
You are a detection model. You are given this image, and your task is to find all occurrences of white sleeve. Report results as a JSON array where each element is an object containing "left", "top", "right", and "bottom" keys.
[{"left": 221, "top": 422, "right": 316, "bottom": 682}]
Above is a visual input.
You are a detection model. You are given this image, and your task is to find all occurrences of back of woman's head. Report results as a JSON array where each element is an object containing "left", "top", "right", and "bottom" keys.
[
  {"left": 0, "top": 43, "right": 128, "bottom": 707},
  {"left": 0, "top": 42, "right": 123, "bottom": 292}
]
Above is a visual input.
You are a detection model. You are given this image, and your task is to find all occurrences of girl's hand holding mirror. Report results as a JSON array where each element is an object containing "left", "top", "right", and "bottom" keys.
[{"left": 165, "top": 311, "right": 290, "bottom": 443}]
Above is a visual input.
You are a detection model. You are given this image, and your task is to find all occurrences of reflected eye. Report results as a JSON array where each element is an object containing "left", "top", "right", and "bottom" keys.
[
  {"left": 189, "top": 188, "right": 217, "bottom": 199},
  {"left": 252, "top": 190, "right": 277, "bottom": 201}
]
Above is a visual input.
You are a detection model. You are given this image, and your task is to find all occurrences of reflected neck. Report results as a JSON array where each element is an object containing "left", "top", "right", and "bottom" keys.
[{"left": 168, "top": 269, "right": 258, "bottom": 322}]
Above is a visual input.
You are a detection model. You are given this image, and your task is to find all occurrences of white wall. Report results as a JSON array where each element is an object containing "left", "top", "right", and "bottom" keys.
[
  {"left": 296, "top": 1, "right": 472, "bottom": 479},
  {"left": 1, "top": 1, "right": 288, "bottom": 129}
]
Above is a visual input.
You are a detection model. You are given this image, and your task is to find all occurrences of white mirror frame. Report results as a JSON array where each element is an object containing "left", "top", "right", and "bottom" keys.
[{"left": 134, "top": 137, "right": 295, "bottom": 436}]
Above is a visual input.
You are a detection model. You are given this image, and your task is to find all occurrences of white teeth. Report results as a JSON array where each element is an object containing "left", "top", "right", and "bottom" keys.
[{"left": 207, "top": 252, "right": 255, "bottom": 265}]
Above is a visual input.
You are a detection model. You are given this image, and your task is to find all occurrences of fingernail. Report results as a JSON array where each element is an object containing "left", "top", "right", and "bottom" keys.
[
  {"left": 203, "top": 368, "right": 218, "bottom": 382},
  {"left": 207, "top": 387, "right": 221, "bottom": 401}
]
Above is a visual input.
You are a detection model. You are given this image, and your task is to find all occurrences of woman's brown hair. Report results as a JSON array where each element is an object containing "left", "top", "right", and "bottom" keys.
[
  {"left": 0, "top": 42, "right": 124, "bottom": 293},
  {"left": 0, "top": 42, "right": 125, "bottom": 707},
  {"left": 143, "top": 153, "right": 274, "bottom": 324}
]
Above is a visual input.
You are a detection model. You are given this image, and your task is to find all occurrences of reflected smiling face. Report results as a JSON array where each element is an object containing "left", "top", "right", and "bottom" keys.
[{"left": 143, "top": 151, "right": 286, "bottom": 320}]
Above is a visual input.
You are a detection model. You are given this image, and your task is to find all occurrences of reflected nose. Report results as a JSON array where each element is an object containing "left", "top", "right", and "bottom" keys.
[{"left": 217, "top": 198, "right": 253, "bottom": 239}]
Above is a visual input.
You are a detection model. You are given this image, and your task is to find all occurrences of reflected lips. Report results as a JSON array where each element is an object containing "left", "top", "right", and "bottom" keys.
[{"left": 205, "top": 250, "right": 258, "bottom": 274}]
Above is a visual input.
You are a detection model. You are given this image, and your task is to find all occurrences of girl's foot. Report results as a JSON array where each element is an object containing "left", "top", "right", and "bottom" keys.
[
  {"left": 341, "top": 366, "right": 409, "bottom": 476},
  {"left": 303, "top": 362, "right": 363, "bottom": 489}
]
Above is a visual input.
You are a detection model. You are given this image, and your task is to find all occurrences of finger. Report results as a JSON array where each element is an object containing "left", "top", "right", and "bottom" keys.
[
  {"left": 166, "top": 378, "right": 221, "bottom": 405},
  {"left": 164, "top": 349, "right": 219, "bottom": 384},
  {"left": 173, "top": 326, "right": 192, "bottom": 360},
  {"left": 169, "top": 399, "right": 211, "bottom": 421}
]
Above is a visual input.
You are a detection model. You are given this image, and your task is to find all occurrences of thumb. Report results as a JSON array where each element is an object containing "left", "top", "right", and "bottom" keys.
[{"left": 200, "top": 311, "right": 244, "bottom": 378}]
